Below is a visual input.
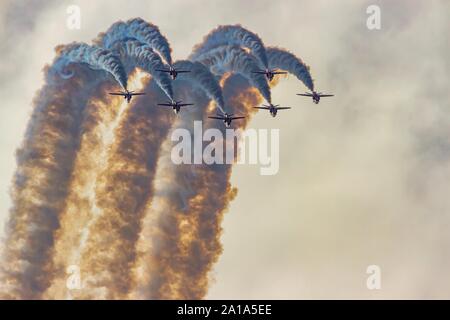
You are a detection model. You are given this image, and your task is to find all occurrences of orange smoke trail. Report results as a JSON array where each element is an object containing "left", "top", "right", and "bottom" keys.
[
  {"left": 173, "top": 75, "right": 263, "bottom": 299},
  {"left": 0, "top": 65, "right": 106, "bottom": 299},
  {"left": 42, "top": 80, "right": 123, "bottom": 299},
  {"left": 134, "top": 75, "right": 264, "bottom": 299},
  {"left": 75, "top": 78, "right": 173, "bottom": 299},
  {"left": 133, "top": 89, "right": 212, "bottom": 299}
]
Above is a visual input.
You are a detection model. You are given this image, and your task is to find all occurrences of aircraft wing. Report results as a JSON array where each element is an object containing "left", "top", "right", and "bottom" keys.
[
  {"left": 277, "top": 107, "right": 291, "bottom": 110},
  {"left": 273, "top": 71, "right": 287, "bottom": 74},
  {"left": 179, "top": 103, "right": 194, "bottom": 107},
  {"left": 177, "top": 70, "right": 191, "bottom": 73},
  {"left": 157, "top": 103, "right": 173, "bottom": 107},
  {"left": 109, "top": 92, "right": 125, "bottom": 96},
  {"left": 297, "top": 93, "right": 313, "bottom": 97},
  {"left": 253, "top": 107, "right": 270, "bottom": 110},
  {"left": 319, "top": 94, "right": 334, "bottom": 97},
  {"left": 231, "top": 116, "right": 245, "bottom": 120},
  {"left": 208, "top": 116, "right": 225, "bottom": 120}
]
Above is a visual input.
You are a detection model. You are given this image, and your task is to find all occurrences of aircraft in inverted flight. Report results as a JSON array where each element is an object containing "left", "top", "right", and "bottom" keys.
[
  {"left": 253, "top": 103, "right": 291, "bottom": 117},
  {"left": 297, "top": 91, "right": 334, "bottom": 104},
  {"left": 252, "top": 68, "right": 287, "bottom": 81},
  {"left": 156, "top": 65, "right": 191, "bottom": 80},
  {"left": 108, "top": 90, "right": 145, "bottom": 103},
  {"left": 208, "top": 112, "right": 245, "bottom": 128},
  {"left": 157, "top": 100, "right": 194, "bottom": 114}
]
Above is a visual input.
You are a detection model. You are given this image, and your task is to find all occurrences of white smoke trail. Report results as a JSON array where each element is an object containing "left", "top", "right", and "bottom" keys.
[
  {"left": 100, "top": 18, "right": 172, "bottom": 65},
  {"left": 52, "top": 43, "right": 128, "bottom": 89},
  {"left": 266, "top": 46, "right": 314, "bottom": 91},
  {"left": 194, "top": 45, "right": 271, "bottom": 103},
  {"left": 191, "top": 24, "right": 268, "bottom": 68},
  {"left": 173, "top": 60, "right": 226, "bottom": 113}
]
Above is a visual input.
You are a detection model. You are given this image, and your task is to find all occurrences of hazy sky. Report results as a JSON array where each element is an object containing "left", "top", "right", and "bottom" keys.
[{"left": 0, "top": 0, "right": 449, "bottom": 299}]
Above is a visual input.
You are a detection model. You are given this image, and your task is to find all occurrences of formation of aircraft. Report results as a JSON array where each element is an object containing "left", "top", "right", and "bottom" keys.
[
  {"left": 157, "top": 100, "right": 194, "bottom": 114},
  {"left": 108, "top": 90, "right": 145, "bottom": 103},
  {"left": 297, "top": 91, "right": 334, "bottom": 104},
  {"left": 156, "top": 65, "right": 191, "bottom": 80},
  {"left": 113, "top": 63, "right": 334, "bottom": 127},
  {"left": 252, "top": 68, "right": 287, "bottom": 81},
  {"left": 249, "top": 89, "right": 334, "bottom": 121},
  {"left": 253, "top": 103, "right": 291, "bottom": 117},
  {"left": 208, "top": 113, "right": 245, "bottom": 128}
]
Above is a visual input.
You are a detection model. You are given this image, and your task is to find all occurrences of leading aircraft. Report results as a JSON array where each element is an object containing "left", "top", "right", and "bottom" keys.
[
  {"left": 156, "top": 66, "right": 191, "bottom": 80},
  {"left": 297, "top": 91, "right": 334, "bottom": 104},
  {"left": 208, "top": 113, "right": 245, "bottom": 128},
  {"left": 252, "top": 68, "right": 287, "bottom": 81},
  {"left": 157, "top": 100, "right": 194, "bottom": 114},
  {"left": 108, "top": 90, "right": 146, "bottom": 103},
  {"left": 253, "top": 103, "right": 291, "bottom": 117}
]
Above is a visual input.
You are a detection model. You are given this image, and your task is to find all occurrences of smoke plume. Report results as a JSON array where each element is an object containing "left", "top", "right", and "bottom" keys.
[
  {"left": 53, "top": 43, "right": 128, "bottom": 90},
  {"left": 266, "top": 46, "right": 314, "bottom": 91},
  {"left": 191, "top": 25, "right": 268, "bottom": 69},
  {"left": 111, "top": 40, "right": 173, "bottom": 99},
  {"left": 0, "top": 63, "right": 108, "bottom": 299},
  {"left": 43, "top": 80, "right": 125, "bottom": 299},
  {"left": 173, "top": 60, "right": 226, "bottom": 113},
  {"left": 1, "top": 18, "right": 313, "bottom": 300},
  {"left": 75, "top": 79, "right": 173, "bottom": 299},
  {"left": 194, "top": 45, "right": 271, "bottom": 103},
  {"left": 134, "top": 74, "right": 264, "bottom": 299},
  {"left": 100, "top": 18, "right": 173, "bottom": 65}
]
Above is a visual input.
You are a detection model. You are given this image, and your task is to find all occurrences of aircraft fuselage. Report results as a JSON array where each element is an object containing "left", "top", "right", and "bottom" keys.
[
  {"left": 313, "top": 95, "right": 320, "bottom": 103},
  {"left": 170, "top": 70, "right": 178, "bottom": 80}
]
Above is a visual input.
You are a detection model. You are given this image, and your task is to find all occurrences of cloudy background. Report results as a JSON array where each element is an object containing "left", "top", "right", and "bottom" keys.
[{"left": 0, "top": 0, "right": 449, "bottom": 299}]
